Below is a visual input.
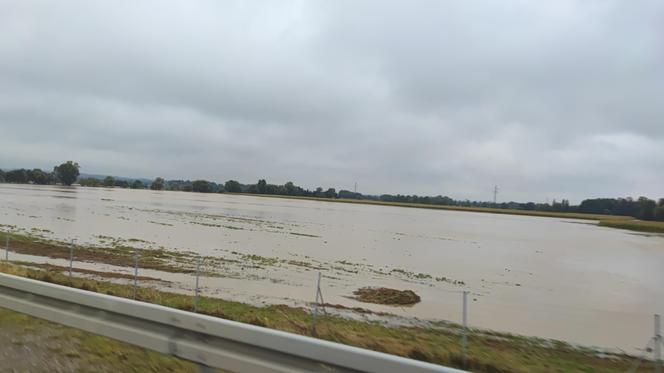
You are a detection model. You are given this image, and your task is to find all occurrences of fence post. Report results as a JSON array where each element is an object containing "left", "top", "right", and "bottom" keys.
[
  {"left": 133, "top": 252, "right": 139, "bottom": 299},
  {"left": 462, "top": 290, "right": 468, "bottom": 368},
  {"left": 194, "top": 257, "right": 202, "bottom": 313},
  {"left": 311, "top": 272, "right": 322, "bottom": 334},
  {"left": 69, "top": 239, "right": 75, "bottom": 278},
  {"left": 656, "top": 314, "right": 662, "bottom": 373}
]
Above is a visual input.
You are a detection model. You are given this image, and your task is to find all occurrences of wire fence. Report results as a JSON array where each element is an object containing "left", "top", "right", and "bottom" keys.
[{"left": 1, "top": 235, "right": 662, "bottom": 372}]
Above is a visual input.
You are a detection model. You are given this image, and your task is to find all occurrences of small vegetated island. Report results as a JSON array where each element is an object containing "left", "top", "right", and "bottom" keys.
[{"left": 352, "top": 287, "right": 421, "bottom": 306}]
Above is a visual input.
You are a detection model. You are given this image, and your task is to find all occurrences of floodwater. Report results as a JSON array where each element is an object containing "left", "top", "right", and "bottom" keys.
[{"left": 1, "top": 183, "right": 663, "bottom": 353}]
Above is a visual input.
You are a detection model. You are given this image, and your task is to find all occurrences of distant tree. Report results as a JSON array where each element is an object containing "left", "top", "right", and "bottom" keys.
[
  {"left": 257, "top": 179, "right": 267, "bottom": 194},
  {"left": 114, "top": 179, "right": 129, "bottom": 188},
  {"left": 150, "top": 177, "right": 165, "bottom": 190},
  {"left": 192, "top": 180, "right": 212, "bottom": 193},
  {"left": 655, "top": 206, "right": 664, "bottom": 221},
  {"left": 614, "top": 198, "right": 639, "bottom": 217},
  {"left": 27, "top": 169, "right": 51, "bottom": 185},
  {"left": 224, "top": 180, "right": 241, "bottom": 193},
  {"left": 637, "top": 196, "right": 657, "bottom": 220},
  {"left": 579, "top": 198, "right": 616, "bottom": 215},
  {"left": 284, "top": 181, "right": 296, "bottom": 195},
  {"left": 103, "top": 176, "right": 115, "bottom": 187},
  {"left": 5, "top": 169, "right": 28, "bottom": 183},
  {"left": 53, "top": 161, "right": 80, "bottom": 186},
  {"left": 561, "top": 199, "right": 570, "bottom": 212},
  {"left": 0, "top": 170, "right": 4, "bottom": 182},
  {"left": 130, "top": 180, "right": 144, "bottom": 189},
  {"left": 324, "top": 188, "right": 337, "bottom": 198},
  {"left": 164, "top": 179, "right": 187, "bottom": 191},
  {"left": 265, "top": 184, "right": 279, "bottom": 194},
  {"left": 659, "top": 198, "right": 664, "bottom": 207},
  {"left": 314, "top": 187, "right": 323, "bottom": 197},
  {"left": 338, "top": 190, "right": 361, "bottom": 199},
  {"left": 78, "top": 177, "right": 101, "bottom": 187},
  {"left": 247, "top": 184, "right": 258, "bottom": 193},
  {"left": 79, "top": 177, "right": 101, "bottom": 187}
]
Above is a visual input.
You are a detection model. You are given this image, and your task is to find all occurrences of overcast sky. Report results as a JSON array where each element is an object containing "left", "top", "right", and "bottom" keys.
[{"left": 1, "top": 1, "right": 662, "bottom": 203}]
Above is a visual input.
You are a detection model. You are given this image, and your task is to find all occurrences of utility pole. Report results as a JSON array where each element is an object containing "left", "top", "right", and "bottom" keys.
[
  {"left": 493, "top": 185, "right": 499, "bottom": 205},
  {"left": 656, "top": 314, "right": 662, "bottom": 373},
  {"left": 354, "top": 182, "right": 358, "bottom": 194},
  {"left": 462, "top": 291, "right": 469, "bottom": 368},
  {"left": 627, "top": 314, "right": 663, "bottom": 373}
]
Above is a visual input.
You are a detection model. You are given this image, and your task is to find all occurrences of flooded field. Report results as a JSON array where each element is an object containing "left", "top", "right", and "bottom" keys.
[{"left": 1, "top": 183, "right": 663, "bottom": 353}]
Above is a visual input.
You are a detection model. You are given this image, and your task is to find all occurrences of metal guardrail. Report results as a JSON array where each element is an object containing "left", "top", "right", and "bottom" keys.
[{"left": 0, "top": 272, "right": 465, "bottom": 373}]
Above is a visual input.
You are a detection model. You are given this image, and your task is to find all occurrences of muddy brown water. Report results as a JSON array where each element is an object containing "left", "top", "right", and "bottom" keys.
[{"left": 1, "top": 183, "right": 663, "bottom": 353}]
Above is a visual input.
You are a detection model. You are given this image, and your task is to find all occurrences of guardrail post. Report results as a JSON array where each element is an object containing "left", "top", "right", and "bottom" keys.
[
  {"left": 133, "top": 252, "right": 139, "bottom": 299},
  {"left": 194, "top": 257, "right": 202, "bottom": 313},
  {"left": 462, "top": 290, "right": 468, "bottom": 368}
]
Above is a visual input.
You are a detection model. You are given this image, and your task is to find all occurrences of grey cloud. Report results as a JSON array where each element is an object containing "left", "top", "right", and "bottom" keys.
[{"left": 0, "top": 0, "right": 663, "bottom": 202}]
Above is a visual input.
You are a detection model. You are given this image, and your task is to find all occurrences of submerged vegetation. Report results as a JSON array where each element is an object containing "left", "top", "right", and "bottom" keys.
[
  {"left": 0, "top": 230, "right": 197, "bottom": 274},
  {"left": 352, "top": 287, "right": 421, "bottom": 306},
  {"left": 0, "top": 229, "right": 469, "bottom": 288},
  {"left": 0, "top": 261, "right": 656, "bottom": 372}
]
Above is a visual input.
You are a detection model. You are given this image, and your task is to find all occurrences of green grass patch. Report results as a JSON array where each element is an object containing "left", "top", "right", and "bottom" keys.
[
  {"left": 0, "top": 261, "right": 655, "bottom": 373},
  {"left": 599, "top": 219, "right": 664, "bottom": 233},
  {"left": 0, "top": 306, "right": 199, "bottom": 372}
]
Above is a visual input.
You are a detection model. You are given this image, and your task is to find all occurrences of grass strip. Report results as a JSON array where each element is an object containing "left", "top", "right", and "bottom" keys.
[{"left": 0, "top": 261, "right": 655, "bottom": 373}]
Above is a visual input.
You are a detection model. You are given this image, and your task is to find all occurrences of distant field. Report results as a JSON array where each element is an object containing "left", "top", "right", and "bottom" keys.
[
  {"left": 599, "top": 219, "right": 664, "bottom": 233},
  {"left": 235, "top": 193, "right": 620, "bottom": 219},
  {"left": 235, "top": 193, "right": 664, "bottom": 233}
]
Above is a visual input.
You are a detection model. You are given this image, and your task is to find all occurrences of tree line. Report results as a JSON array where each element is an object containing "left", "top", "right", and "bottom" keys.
[
  {"left": 1, "top": 162, "right": 662, "bottom": 221},
  {"left": 0, "top": 161, "right": 80, "bottom": 186},
  {"left": 149, "top": 177, "right": 664, "bottom": 221},
  {"left": 78, "top": 176, "right": 148, "bottom": 189}
]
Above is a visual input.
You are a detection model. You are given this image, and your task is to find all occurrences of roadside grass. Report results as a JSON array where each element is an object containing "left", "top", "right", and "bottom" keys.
[
  {"left": 0, "top": 306, "right": 200, "bottom": 372},
  {"left": 0, "top": 261, "right": 655, "bottom": 373}
]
